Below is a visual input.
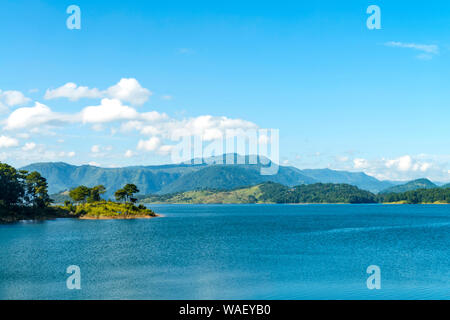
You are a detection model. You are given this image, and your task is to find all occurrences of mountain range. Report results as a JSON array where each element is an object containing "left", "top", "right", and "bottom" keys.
[{"left": 20, "top": 154, "right": 430, "bottom": 197}]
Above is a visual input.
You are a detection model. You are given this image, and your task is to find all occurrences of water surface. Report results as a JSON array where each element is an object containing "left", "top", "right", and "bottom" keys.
[{"left": 1, "top": 204, "right": 449, "bottom": 299}]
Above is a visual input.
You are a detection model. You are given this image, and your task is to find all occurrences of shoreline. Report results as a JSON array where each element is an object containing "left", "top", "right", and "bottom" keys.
[
  {"left": 1, "top": 214, "right": 160, "bottom": 224},
  {"left": 79, "top": 214, "right": 160, "bottom": 220},
  {"left": 142, "top": 202, "right": 450, "bottom": 205}
]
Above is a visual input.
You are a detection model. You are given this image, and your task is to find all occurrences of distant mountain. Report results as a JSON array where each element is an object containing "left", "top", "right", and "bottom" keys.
[
  {"left": 21, "top": 162, "right": 200, "bottom": 196},
  {"left": 22, "top": 154, "right": 399, "bottom": 197},
  {"left": 380, "top": 178, "right": 437, "bottom": 194},
  {"left": 300, "top": 168, "right": 394, "bottom": 193},
  {"left": 158, "top": 164, "right": 316, "bottom": 194}
]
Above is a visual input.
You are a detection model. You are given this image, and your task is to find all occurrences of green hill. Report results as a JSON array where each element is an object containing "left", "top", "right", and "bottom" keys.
[
  {"left": 378, "top": 187, "right": 450, "bottom": 204},
  {"left": 158, "top": 164, "right": 316, "bottom": 194},
  {"left": 24, "top": 154, "right": 398, "bottom": 198},
  {"left": 380, "top": 178, "right": 437, "bottom": 194},
  {"left": 141, "top": 182, "right": 377, "bottom": 204}
]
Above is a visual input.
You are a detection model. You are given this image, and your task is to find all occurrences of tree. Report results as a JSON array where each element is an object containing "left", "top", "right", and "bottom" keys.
[
  {"left": 25, "top": 171, "right": 52, "bottom": 208},
  {"left": 123, "top": 184, "right": 139, "bottom": 201},
  {"left": 88, "top": 185, "right": 106, "bottom": 203},
  {"left": 0, "top": 163, "right": 25, "bottom": 208},
  {"left": 114, "top": 184, "right": 140, "bottom": 203},
  {"left": 114, "top": 189, "right": 127, "bottom": 203},
  {"left": 69, "top": 186, "right": 91, "bottom": 203}
]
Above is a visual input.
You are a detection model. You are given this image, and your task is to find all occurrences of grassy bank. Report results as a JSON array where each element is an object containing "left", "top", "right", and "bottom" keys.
[
  {"left": 64, "top": 201, "right": 157, "bottom": 219},
  {"left": 1, "top": 201, "right": 157, "bottom": 223}
]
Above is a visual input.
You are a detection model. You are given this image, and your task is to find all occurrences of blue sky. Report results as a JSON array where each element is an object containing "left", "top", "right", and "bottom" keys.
[{"left": 1, "top": 0, "right": 450, "bottom": 181}]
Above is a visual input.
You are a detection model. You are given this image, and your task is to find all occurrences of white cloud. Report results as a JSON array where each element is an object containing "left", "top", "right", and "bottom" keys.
[
  {"left": 157, "top": 145, "right": 174, "bottom": 156},
  {"left": 124, "top": 150, "right": 134, "bottom": 158},
  {"left": 4, "top": 102, "right": 71, "bottom": 130},
  {"left": 106, "top": 78, "right": 152, "bottom": 106},
  {"left": 353, "top": 158, "right": 370, "bottom": 169},
  {"left": 336, "top": 156, "right": 349, "bottom": 162},
  {"left": 67, "top": 151, "right": 76, "bottom": 158},
  {"left": 22, "top": 142, "right": 37, "bottom": 151},
  {"left": 91, "top": 145, "right": 101, "bottom": 153},
  {"left": 347, "top": 154, "right": 446, "bottom": 181},
  {"left": 88, "top": 161, "right": 100, "bottom": 167},
  {"left": 80, "top": 99, "right": 166, "bottom": 124},
  {"left": 384, "top": 41, "right": 439, "bottom": 59},
  {"left": 0, "top": 90, "right": 31, "bottom": 107},
  {"left": 45, "top": 83, "right": 103, "bottom": 101},
  {"left": 0, "top": 90, "right": 31, "bottom": 113},
  {"left": 81, "top": 99, "right": 139, "bottom": 124},
  {"left": 168, "top": 115, "right": 258, "bottom": 141},
  {"left": 44, "top": 78, "right": 151, "bottom": 105},
  {"left": 137, "top": 137, "right": 161, "bottom": 151},
  {"left": 0, "top": 135, "right": 19, "bottom": 148}
]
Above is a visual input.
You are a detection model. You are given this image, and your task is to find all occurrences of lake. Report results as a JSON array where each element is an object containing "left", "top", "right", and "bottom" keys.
[{"left": 1, "top": 204, "right": 449, "bottom": 300}]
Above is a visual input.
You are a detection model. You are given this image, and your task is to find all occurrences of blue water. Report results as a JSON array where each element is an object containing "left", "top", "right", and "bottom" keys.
[{"left": 1, "top": 204, "right": 449, "bottom": 300}]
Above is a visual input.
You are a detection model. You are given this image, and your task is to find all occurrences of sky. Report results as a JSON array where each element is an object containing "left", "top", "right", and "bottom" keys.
[{"left": 1, "top": 0, "right": 450, "bottom": 181}]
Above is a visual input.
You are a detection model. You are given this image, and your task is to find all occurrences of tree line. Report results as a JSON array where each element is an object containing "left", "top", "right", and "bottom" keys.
[
  {"left": 68, "top": 183, "right": 140, "bottom": 204},
  {"left": 0, "top": 163, "right": 52, "bottom": 221},
  {"left": 0, "top": 163, "right": 51, "bottom": 209},
  {"left": 378, "top": 188, "right": 450, "bottom": 204}
]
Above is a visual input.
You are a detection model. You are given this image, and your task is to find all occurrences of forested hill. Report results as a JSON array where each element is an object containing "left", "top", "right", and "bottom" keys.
[
  {"left": 139, "top": 182, "right": 378, "bottom": 204},
  {"left": 22, "top": 155, "right": 396, "bottom": 196},
  {"left": 379, "top": 178, "right": 437, "bottom": 194}
]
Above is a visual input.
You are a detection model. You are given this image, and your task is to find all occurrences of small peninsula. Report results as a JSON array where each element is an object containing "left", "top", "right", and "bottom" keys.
[{"left": 0, "top": 163, "right": 157, "bottom": 223}]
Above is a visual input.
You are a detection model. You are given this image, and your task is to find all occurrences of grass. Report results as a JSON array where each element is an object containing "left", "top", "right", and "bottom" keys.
[
  {"left": 63, "top": 201, "right": 157, "bottom": 219},
  {"left": 144, "top": 185, "right": 264, "bottom": 204}
]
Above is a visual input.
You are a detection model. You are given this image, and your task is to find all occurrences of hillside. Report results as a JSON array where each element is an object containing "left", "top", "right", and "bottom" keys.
[
  {"left": 24, "top": 154, "right": 400, "bottom": 197},
  {"left": 158, "top": 164, "right": 316, "bottom": 194},
  {"left": 301, "top": 168, "right": 394, "bottom": 193},
  {"left": 380, "top": 178, "right": 437, "bottom": 194},
  {"left": 378, "top": 187, "right": 450, "bottom": 204},
  {"left": 141, "top": 182, "right": 377, "bottom": 204},
  {"left": 22, "top": 162, "right": 201, "bottom": 196}
]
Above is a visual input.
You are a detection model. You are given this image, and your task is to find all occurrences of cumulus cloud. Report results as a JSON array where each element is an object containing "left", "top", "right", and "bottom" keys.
[
  {"left": 106, "top": 78, "right": 152, "bottom": 105},
  {"left": 0, "top": 90, "right": 31, "bottom": 106},
  {"left": 348, "top": 154, "right": 444, "bottom": 181},
  {"left": 5, "top": 102, "right": 72, "bottom": 130},
  {"left": 45, "top": 83, "right": 102, "bottom": 101},
  {"left": 124, "top": 150, "right": 134, "bottom": 158},
  {"left": 0, "top": 135, "right": 19, "bottom": 148},
  {"left": 166, "top": 115, "right": 258, "bottom": 141},
  {"left": 0, "top": 80, "right": 263, "bottom": 164},
  {"left": 81, "top": 99, "right": 140, "bottom": 124},
  {"left": 137, "top": 137, "right": 161, "bottom": 152},
  {"left": 0, "top": 90, "right": 31, "bottom": 113},
  {"left": 353, "top": 158, "right": 370, "bottom": 169},
  {"left": 4, "top": 102, "right": 72, "bottom": 130},
  {"left": 22, "top": 142, "right": 37, "bottom": 151},
  {"left": 81, "top": 99, "right": 166, "bottom": 124},
  {"left": 45, "top": 78, "right": 152, "bottom": 106}
]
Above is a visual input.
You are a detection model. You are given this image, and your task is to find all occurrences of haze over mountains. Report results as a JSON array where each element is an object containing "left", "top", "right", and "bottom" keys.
[{"left": 21, "top": 154, "right": 408, "bottom": 197}]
